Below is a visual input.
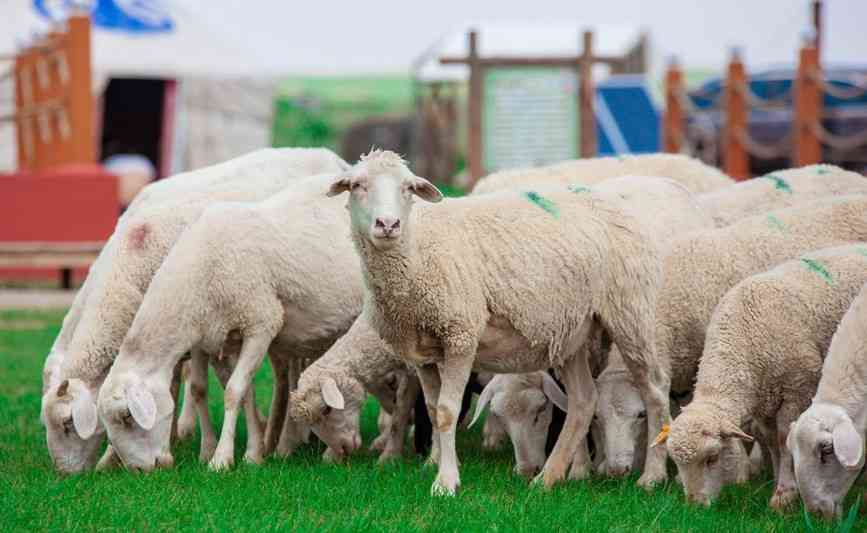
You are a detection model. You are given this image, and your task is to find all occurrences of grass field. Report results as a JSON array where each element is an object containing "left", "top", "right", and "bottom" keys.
[{"left": 1, "top": 309, "right": 862, "bottom": 532}]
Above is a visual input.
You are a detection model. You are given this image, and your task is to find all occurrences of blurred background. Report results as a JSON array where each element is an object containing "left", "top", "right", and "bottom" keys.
[{"left": 1, "top": 0, "right": 866, "bottom": 290}]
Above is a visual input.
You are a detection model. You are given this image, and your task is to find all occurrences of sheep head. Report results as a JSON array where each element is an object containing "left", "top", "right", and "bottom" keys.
[
  {"left": 662, "top": 403, "right": 753, "bottom": 506},
  {"left": 289, "top": 374, "right": 365, "bottom": 461},
  {"left": 788, "top": 403, "right": 864, "bottom": 520},
  {"left": 327, "top": 149, "right": 442, "bottom": 251}
]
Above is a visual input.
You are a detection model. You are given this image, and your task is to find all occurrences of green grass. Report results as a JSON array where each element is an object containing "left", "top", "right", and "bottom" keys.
[{"left": 1, "top": 310, "right": 862, "bottom": 532}]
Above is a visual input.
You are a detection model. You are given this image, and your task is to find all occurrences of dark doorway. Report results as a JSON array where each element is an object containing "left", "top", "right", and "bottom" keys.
[{"left": 100, "top": 78, "right": 166, "bottom": 177}]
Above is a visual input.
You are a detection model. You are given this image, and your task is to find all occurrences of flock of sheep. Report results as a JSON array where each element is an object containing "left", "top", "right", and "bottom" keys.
[{"left": 39, "top": 148, "right": 867, "bottom": 521}]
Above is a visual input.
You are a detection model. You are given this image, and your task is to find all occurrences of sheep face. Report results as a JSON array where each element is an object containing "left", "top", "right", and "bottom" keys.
[
  {"left": 327, "top": 150, "right": 442, "bottom": 250},
  {"left": 665, "top": 409, "right": 753, "bottom": 506},
  {"left": 289, "top": 376, "right": 365, "bottom": 461},
  {"left": 788, "top": 404, "right": 865, "bottom": 520},
  {"left": 594, "top": 369, "right": 647, "bottom": 476},
  {"left": 41, "top": 378, "right": 103, "bottom": 474},
  {"left": 97, "top": 373, "right": 174, "bottom": 472},
  {"left": 471, "top": 373, "right": 567, "bottom": 479},
  {"left": 493, "top": 387, "right": 553, "bottom": 479}
]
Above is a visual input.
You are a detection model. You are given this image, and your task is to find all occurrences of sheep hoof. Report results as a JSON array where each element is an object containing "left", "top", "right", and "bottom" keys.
[
  {"left": 208, "top": 452, "right": 234, "bottom": 471},
  {"left": 199, "top": 444, "right": 217, "bottom": 463},
  {"left": 637, "top": 470, "right": 667, "bottom": 491},
  {"left": 568, "top": 461, "right": 591, "bottom": 481},
  {"left": 769, "top": 489, "right": 798, "bottom": 512},
  {"left": 423, "top": 455, "right": 439, "bottom": 468},
  {"left": 377, "top": 450, "right": 401, "bottom": 465},
  {"left": 431, "top": 473, "right": 459, "bottom": 497},
  {"left": 244, "top": 450, "right": 264, "bottom": 465},
  {"left": 370, "top": 435, "right": 388, "bottom": 452},
  {"left": 176, "top": 421, "right": 196, "bottom": 442}
]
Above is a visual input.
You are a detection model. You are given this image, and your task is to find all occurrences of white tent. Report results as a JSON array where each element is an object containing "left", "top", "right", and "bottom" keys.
[{"left": 0, "top": 0, "right": 291, "bottom": 173}]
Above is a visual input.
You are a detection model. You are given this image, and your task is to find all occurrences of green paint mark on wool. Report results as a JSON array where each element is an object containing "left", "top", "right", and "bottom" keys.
[
  {"left": 766, "top": 214, "right": 787, "bottom": 231},
  {"left": 857, "top": 246, "right": 867, "bottom": 258},
  {"left": 762, "top": 174, "right": 793, "bottom": 193},
  {"left": 524, "top": 191, "right": 560, "bottom": 218},
  {"left": 569, "top": 184, "right": 591, "bottom": 194},
  {"left": 813, "top": 165, "right": 831, "bottom": 175},
  {"left": 801, "top": 258, "right": 834, "bottom": 285}
]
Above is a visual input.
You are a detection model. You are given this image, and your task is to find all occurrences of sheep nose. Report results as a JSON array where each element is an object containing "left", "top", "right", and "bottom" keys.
[
  {"left": 375, "top": 216, "right": 401, "bottom": 236},
  {"left": 606, "top": 463, "right": 631, "bottom": 477}
]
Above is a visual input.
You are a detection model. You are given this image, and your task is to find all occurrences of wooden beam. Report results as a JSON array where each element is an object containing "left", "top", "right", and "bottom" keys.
[
  {"left": 579, "top": 31, "right": 597, "bottom": 157},
  {"left": 793, "top": 41, "right": 822, "bottom": 166},
  {"left": 0, "top": 241, "right": 103, "bottom": 268},
  {"left": 466, "top": 30, "right": 484, "bottom": 188},
  {"left": 663, "top": 58, "right": 685, "bottom": 153},
  {"left": 66, "top": 13, "right": 94, "bottom": 164},
  {"left": 440, "top": 55, "right": 622, "bottom": 68},
  {"left": 724, "top": 49, "right": 750, "bottom": 180}
]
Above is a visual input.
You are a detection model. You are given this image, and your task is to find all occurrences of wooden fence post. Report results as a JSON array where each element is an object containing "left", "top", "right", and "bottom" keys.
[
  {"left": 66, "top": 13, "right": 94, "bottom": 165},
  {"left": 579, "top": 30, "right": 597, "bottom": 157},
  {"left": 724, "top": 48, "right": 749, "bottom": 181},
  {"left": 466, "top": 30, "right": 483, "bottom": 189},
  {"left": 663, "top": 57, "right": 684, "bottom": 153},
  {"left": 793, "top": 38, "right": 822, "bottom": 166}
]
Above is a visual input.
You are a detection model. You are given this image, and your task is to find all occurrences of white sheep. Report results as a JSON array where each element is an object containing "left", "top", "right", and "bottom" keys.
[
  {"left": 468, "top": 172, "right": 714, "bottom": 479},
  {"left": 659, "top": 245, "right": 867, "bottom": 510},
  {"left": 40, "top": 148, "right": 347, "bottom": 474},
  {"left": 696, "top": 164, "right": 867, "bottom": 226},
  {"left": 788, "top": 274, "right": 867, "bottom": 519},
  {"left": 290, "top": 316, "right": 419, "bottom": 463},
  {"left": 294, "top": 172, "right": 709, "bottom": 480},
  {"left": 327, "top": 150, "right": 672, "bottom": 496},
  {"left": 472, "top": 153, "right": 733, "bottom": 195},
  {"left": 593, "top": 195, "right": 867, "bottom": 483},
  {"left": 97, "top": 173, "right": 365, "bottom": 472}
]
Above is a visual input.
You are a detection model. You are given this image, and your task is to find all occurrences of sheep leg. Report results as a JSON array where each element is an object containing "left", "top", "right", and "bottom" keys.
[
  {"left": 241, "top": 382, "right": 265, "bottom": 465},
  {"left": 535, "top": 349, "right": 595, "bottom": 489},
  {"left": 276, "top": 358, "right": 308, "bottom": 457},
  {"left": 371, "top": 410, "right": 392, "bottom": 452},
  {"left": 176, "top": 360, "right": 197, "bottom": 441},
  {"left": 209, "top": 334, "right": 271, "bottom": 471},
  {"left": 263, "top": 353, "right": 289, "bottom": 456},
  {"left": 602, "top": 315, "right": 670, "bottom": 489},
  {"left": 416, "top": 364, "right": 442, "bottom": 467},
  {"left": 188, "top": 349, "right": 217, "bottom": 462},
  {"left": 430, "top": 348, "right": 474, "bottom": 497},
  {"left": 569, "top": 438, "right": 593, "bottom": 481},
  {"left": 482, "top": 412, "right": 507, "bottom": 451},
  {"left": 95, "top": 445, "right": 121, "bottom": 471},
  {"left": 169, "top": 361, "right": 183, "bottom": 446},
  {"left": 769, "top": 407, "right": 800, "bottom": 511},
  {"left": 380, "top": 373, "right": 419, "bottom": 463}
]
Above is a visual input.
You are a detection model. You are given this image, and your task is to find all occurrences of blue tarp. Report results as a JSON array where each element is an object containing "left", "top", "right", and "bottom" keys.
[{"left": 595, "top": 76, "right": 660, "bottom": 155}]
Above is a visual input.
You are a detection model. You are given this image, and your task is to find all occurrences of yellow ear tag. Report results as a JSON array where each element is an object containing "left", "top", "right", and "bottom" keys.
[{"left": 651, "top": 424, "right": 671, "bottom": 448}]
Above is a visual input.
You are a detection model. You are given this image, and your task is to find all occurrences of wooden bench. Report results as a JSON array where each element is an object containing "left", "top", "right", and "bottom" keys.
[{"left": 0, "top": 241, "right": 104, "bottom": 288}]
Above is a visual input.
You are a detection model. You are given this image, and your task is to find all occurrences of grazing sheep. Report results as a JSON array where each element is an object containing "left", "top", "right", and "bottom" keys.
[
  {"left": 327, "top": 150, "right": 671, "bottom": 496},
  {"left": 468, "top": 372, "right": 568, "bottom": 479},
  {"left": 788, "top": 275, "right": 867, "bottom": 519},
  {"left": 290, "top": 317, "right": 418, "bottom": 463},
  {"left": 40, "top": 148, "right": 347, "bottom": 474},
  {"left": 659, "top": 245, "right": 867, "bottom": 510},
  {"left": 593, "top": 195, "right": 867, "bottom": 483},
  {"left": 472, "top": 153, "right": 733, "bottom": 195},
  {"left": 697, "top": 164, "right": 867, "bottom": 226},
  {"left": 98, "top": 174, "right": 364, "bottom": 472}
]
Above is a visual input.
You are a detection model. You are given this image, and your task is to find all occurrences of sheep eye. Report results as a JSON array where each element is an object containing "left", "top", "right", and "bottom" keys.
[
  {"left": 636, "top": 410, "right": 647, "bottom": 419},
  {"left": 323, "top": 406, "right": 332, "bottom": 417},
  {"left": 63, "top": 419, "right": 74, "bottom": 435},
  {"left": 351, "top": 182, "right": 364, "bottom": 192},
  {"left": 706, "top": 454, "right": 719, "bottom": 467},
  {"left": 122, "top": 412, "right": 134, "bottom": 426}
]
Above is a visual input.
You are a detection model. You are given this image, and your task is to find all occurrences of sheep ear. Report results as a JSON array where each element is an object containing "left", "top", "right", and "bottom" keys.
[
  {"left": 541, "top": 372, "right": 568, "bottom": 413},
  {"left": 71, "top": 390, "right": 98, "bottom": 440},
  {"left": 469, "top": 375, "right": 502, "bottom": 428},
  {"left": 832, "top": 417, "right": 864, "bottom": 470},
  {"left": 410, "top": 176, "right": 443, "bottom": 203},
  {"left": 327, "top": 174, "right": 352, "bottom": 197},
  {"left": 320, "top": 377, "right": 345, "bottom": 410},
  {"left": 651, "top": 424, "right": 670, "bottom": 448},
  {"left": 721, "top": 421, "right": 754, "bottom": 442},
  {"left": 126, "top": 382, "right": 157, "bottom": 430}
]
